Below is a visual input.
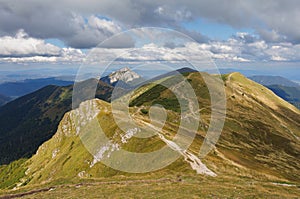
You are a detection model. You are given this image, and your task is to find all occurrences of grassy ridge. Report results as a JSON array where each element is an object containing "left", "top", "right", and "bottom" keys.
[{"left": 0, "top": 71, "right": 299, "bottom": 197}]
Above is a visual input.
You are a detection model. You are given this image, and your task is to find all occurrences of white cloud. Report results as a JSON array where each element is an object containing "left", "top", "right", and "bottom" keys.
[
  {"left": 0, "top": 30, "right": 84, "bottom": 63},
  {"left": 199, "top": 33, "right": 300, "bottom": 62},
  {"left": 2, "top": 30, "right": 300, "bottom": 64},
  {"left": 0, "top": 29, "right": 61, "bottom": 57}
]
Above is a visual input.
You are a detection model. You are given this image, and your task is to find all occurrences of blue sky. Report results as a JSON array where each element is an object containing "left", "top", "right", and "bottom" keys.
[
  {"left": 45, "top": 39, "right": 66, "bottom": 48},
  {"left": 182, "top": 19, "right": 254, "bottom": 41}
]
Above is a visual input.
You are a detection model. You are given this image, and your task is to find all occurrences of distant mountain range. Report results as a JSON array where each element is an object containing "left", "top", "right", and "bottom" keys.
[{"left": 0, "top": 77, "right": 74, "bottom": 99}]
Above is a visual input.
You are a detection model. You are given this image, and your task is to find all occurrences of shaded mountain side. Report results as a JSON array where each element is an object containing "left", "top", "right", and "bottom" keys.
[
  {"left": 267, "top": 85, "right": 300, "bottom": 109},
  {"left": 0, "top": 77, "right": 73, "bottom": 98},
  {"left": 1, "top": 71, "right": 299, "bottom": 195},
  {"left": 0, "top": 94, "right": 11, "bottom": 106},
  {"left": 0, "top": 79, "right": 115, "bottom": 165},
  {"left": 248, "top": 75, "right": 300, "bottom": 109}
]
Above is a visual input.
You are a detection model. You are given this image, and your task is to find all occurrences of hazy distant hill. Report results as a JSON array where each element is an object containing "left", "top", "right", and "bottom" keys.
[
  {"left": 249, "top": 75, "right": 299, "bottom": 87},
  {"left": 0, "top": 78, "right": 73, "bottom": 98},
  {"left": 0, "top": 94, "right": 11, "bottom": 106}
]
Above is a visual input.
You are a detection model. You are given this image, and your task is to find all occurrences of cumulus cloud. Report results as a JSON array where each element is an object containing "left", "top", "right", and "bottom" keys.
[
  {"left": 0, "top": 29, "right": 61, "bottom": 57},
  {"left": 0, "top": 30, "right": 84, "bottom": 62},
  {"left": 86, "top": 31, "right": 300, "bottom": 64},
  {"left": 64, "top": 15, "right": 124, "bottom": 48},
  {"left": 3, "top": 0, "right": 300, "bottom": 46},
  {"left": 3, "top": 29, "right": 300, "bottom": 64},
  {"left": 257, "top": 29, "right": 287, "bottom": 43},
  {"left": 0, "top": 1, "right": 124, "bottom": 49},
  {"left": 205, "top": 33, "right": 300, "bottom": 62}
]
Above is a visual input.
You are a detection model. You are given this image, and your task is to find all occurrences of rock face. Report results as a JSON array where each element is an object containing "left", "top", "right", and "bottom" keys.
[
  {"left": 109, "top": 67, "right": 141, "bottom": 84},
  {"left": 101, "top": 67, "right": 142, "bottom": 87}
]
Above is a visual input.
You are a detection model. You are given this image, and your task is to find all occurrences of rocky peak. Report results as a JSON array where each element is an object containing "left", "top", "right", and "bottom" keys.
[{"left": 108, "top": 67, "right": 141, "bottom": 84}]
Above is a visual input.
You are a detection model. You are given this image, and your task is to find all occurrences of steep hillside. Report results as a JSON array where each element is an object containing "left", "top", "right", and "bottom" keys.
[
  {"left": 0, "top": 71, "right": 299, "bottom": 198},
  {"left": 0, "top": 79, "right": 114, "bottom": 165},
  {"left": 220, "top": 73, "right": 300, "bottom": 180}
]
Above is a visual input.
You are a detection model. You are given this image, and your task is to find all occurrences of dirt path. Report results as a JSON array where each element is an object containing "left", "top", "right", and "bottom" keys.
[
  {"left": 138, "top": 119, "right": 217, "bottom": 176},
  {"left": 0, "top": 178, "right": 180, "bottom": 199}
]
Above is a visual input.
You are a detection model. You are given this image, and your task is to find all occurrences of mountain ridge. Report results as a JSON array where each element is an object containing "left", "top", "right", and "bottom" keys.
[
  {"left": 0, "top": 79, "right": 114, "bottom": 165},
  {"left": 0, "top": 71, "right": 299, "bottom": 198},
  {"left": 0, "top": 70, "right": 299, "bottom": 198}
]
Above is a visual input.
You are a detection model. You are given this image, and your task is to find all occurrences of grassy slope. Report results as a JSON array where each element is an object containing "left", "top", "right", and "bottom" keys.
[
  {"left": 219, "top": 72, "right": 300, "bottom": 181},
  {"left": 0, "top": 72, "right": 299, "bottom": 198}
]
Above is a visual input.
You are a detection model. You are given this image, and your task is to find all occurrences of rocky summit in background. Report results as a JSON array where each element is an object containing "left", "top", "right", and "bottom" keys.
[
  {"left": 100, "top": 67, "right": 143, "bottom": 87},
  {"left": 0, "top": 67, "right": 145, "bottom": 165}
]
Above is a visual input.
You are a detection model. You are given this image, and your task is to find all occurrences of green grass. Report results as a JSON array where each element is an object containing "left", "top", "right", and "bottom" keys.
[
  {"left": 1, "top": 71, "right": 300, "bottom": 198},
  {"left": 0, "top": 158, "right": 27, "bottom": 189}
]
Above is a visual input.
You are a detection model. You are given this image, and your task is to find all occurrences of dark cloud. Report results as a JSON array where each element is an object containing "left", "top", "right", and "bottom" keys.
[
  {"left": 232, "top": 32, "right": 258, "bottom": 43},
  {"left": 163, "top": 42, "right": 182, "bottom": 49},
  {"left": 97, "top": 33, "right": 135, "bottom": 49},
  {"left": 0, "top": 0, "right": 300, "bottom": 47},
  {"left": 257, "top": 29, "right": 287, "bottom": 43}
]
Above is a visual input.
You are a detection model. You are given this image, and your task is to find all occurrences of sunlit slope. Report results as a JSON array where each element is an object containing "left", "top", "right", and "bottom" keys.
[
  {"left": 130, "top": 71, "right": 300, "bottom": 181},
  {"left": 220, "top": 72, "right": 300, "bottom": 181},
  {"left": 1, "top": 71, "right": 299, "bottom": 196}
]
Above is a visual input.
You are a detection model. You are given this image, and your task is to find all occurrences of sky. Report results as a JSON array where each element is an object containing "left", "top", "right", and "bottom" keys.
[{"left": 0, "top": 0, "right": 299, "bottom": 81}]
